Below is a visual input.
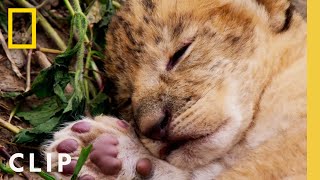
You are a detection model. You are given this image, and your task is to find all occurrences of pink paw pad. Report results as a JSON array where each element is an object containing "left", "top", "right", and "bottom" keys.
[
  {"left": 71, "top": 121, "right": 91, "bottom": 133},
  {"left": 117, "top": 120, "right": 129, "bottom": 129},
  {"left": 62, "top": 160, "right": 77, "bottom": 175},
  {"left": 89, "top": 135, "right": 121, "bottom": 175},
  {"left": 56, "top": 139, "right": 78, "bottom": 153},
  {"left": 78, "top": 174, "right": 95, "bottom": 180},
  {"left": 136, "top": 158, "right": 153, "bottom": 177}
]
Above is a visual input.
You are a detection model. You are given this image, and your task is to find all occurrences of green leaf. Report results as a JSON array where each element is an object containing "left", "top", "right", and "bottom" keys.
[
  {"left": 31, "top": 69, "right": 55, "bottom": 98},
  {"left": 16, "top": 99, "right": 64, "bottom": 126},
  {"left": 0, "top": 92, "right": 22, "bottom": 99},
  {"left": 56, "top": 12, "right": 88, "bottom": 65},
  {"left": 53, "top": 85, "right": 67, "bottom": 103},
  {"left": 89, "top": 92, "right": 109, "bottom": 116},
  {"left": 14, "top": 116, "right": 61, "bottom": 143},
  {"left": 54, "top": 69, "right": 71, "bottom": 89},
  {"left": 30, "top": 116, "right": 61, "bottom": 134},
  {"left": 91, "top": 50, "right": 105, "bottom": 59},
  {"left": 93, "top": 0, "right": 116, "bottom": 48},
  {"left": 98, "top": 0, "right": 115, "bottom": 28},
  {"left": 38, "top": 171, "right": 56, "bottom": 180},
  {"left": 71, "top": 144, "right": 93, "bottom": 180},
  {"left": 0, "top": 163, "right": 15, "bottom": 175},
  {"left": 14, "top": 130, "right": 37, "bottom": 143},
  {"left": 31, "top": 12, "right": 88, "bottom": 100},
  {"left": 63, "top": 90, "right": 84, "bottom": 113}
]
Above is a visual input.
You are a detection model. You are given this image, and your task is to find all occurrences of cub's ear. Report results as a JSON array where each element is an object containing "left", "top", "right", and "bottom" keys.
[{"left": 256, "top": 0, "right": 295, "bottom": 33}]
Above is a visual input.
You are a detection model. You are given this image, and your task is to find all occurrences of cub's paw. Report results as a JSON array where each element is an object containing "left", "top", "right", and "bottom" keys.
[{"left": 44, "top": 116, "right": 153, "bottom": 180}]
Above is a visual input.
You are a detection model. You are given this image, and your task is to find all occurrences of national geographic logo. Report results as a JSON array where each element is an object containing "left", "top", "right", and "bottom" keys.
[{"left": 8, "top": 8, "right": 36, "bottom": 49}]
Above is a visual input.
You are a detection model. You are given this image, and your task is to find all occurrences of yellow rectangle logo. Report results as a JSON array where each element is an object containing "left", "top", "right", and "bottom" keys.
[{"left": 8, "top": 8, "right": 36, "bottom": 49}]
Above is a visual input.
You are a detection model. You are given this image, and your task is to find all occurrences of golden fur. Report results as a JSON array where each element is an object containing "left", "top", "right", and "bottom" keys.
[{"left": 46, "top": 0, "right": 306, "bottom": 179}]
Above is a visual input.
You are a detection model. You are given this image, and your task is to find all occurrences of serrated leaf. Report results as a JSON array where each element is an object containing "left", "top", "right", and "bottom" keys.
[
  {"left": 89, "top": 92, "right": 109, "bottom": 116},
  {"left": 63, "top": 89, "right": 83, "bottom": 113},
  {"left": 31, "top": 68, "right": 55, "bottom": 98},
  {"left": 16, "top": 99, "right": 64, "bottom": 126},
  {"left": 14, "top": 130, "right": 37, "bottom": 143},
  {"left": 93, "top": 0, "right": 116, "bottom": 48},
  {"left": 71, "top": 144, "right": 93, "bottom": 180},
  {"left": 14, "top": 116, "right": 61, "bottom": 143},
  {"left": 30, "top": 116, "right": 61, "bottom": 134},
  {"left": 54, "top": 85, "right": 67, "bottom": 103}
]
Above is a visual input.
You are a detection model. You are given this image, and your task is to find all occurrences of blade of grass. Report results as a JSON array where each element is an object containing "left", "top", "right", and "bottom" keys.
[
  {"left": 38, "top": 171, "right": 56, "bottom": 180},
  {"left": 71, "top": 144, "right": 93, "bottom": 180},
  {"left": 0, "top": 163, "right": 15, "bottom": 175}
]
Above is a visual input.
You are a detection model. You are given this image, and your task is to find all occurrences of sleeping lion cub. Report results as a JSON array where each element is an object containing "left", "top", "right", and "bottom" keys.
[{"left": 45, "top": 0, "right": 306, "bottom": 179}]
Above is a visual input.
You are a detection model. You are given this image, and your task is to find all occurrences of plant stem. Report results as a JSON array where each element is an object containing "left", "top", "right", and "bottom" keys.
[
  {"left": 39, "top": 47, "right": 63, "bottom": 54},
  {"left": 15, "top": 0, "right": 67, "bottom": 50},
  {"left": 75, "top": 43, "right": 85, "bottom": 93},
  {"left": 90, "top": 60, "right": 103, "bottom": 90},
  {"left": 64, "top": 0, "right": 89, "bottom": 43},
  {"left": 88, "top": 80, "right": 97, "bottom": 98},
  {"left": 72, "top": 0, "right": 82, "bottom": 12},
  {"left": 0, "top": 117, "right": 20, "bottom": 134},
  {"left": 84, "top": 46, "right": 92, "bottom": 102},
  {"left": 112, "top": 1, "right": 121, "bottom": 9},
  {"left": 30, "top": 0, "right": 67, "bottom": 34},
  {"left": 63, "top": 0, "right": 75, "bottom": 16},
  {"left": 34, "top": 0, "right": 50, "bottom": 9},
  {"left": 8, "top": 104, "right": 20, "bottom": 123}
]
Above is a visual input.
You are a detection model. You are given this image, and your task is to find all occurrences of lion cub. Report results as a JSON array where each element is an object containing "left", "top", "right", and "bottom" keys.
[{"left": 45, "top": 0, "right": 306, "bottom": 179}]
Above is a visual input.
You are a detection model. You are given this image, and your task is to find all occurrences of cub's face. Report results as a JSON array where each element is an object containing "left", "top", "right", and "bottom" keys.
[{"left": 104, "top": 0, "right": 289, "bottom": 165}]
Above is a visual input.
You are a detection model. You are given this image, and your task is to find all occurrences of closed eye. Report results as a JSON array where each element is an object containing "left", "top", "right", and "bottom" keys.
[{"left": 166, "top": 42, "right": 192, "bottom": 71}]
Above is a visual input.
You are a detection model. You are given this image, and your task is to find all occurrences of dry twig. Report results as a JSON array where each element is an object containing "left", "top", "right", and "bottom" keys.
[
  {"left": 34, "top": 51, "right": 52, "bottom": 68},
  {"left": 25, "top": 50, "right": 33, "bottom": 92},
  {"left": 0, "top": 30, "right": 24, "bottom": 79}
]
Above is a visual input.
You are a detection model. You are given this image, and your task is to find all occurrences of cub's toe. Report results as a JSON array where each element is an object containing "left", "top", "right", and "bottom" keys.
[{"left": 44, "top": 116, "right": 130, "bottom": 179}]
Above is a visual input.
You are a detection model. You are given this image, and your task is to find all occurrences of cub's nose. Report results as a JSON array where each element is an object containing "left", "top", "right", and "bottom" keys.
[
  {"left": 137, "top": 110, "right": 171, "bottom": 141},
  {"left": 147, "top": 112, "right": 170, "bottom": 140}
]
